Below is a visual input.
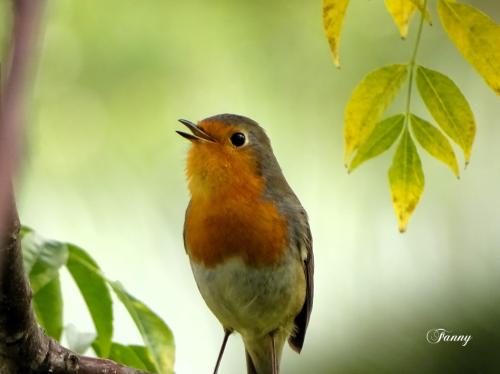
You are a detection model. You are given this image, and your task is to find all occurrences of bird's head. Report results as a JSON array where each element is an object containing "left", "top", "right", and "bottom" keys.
[{"left": 177, "top": 114, "right": 280, "bottom": 200}]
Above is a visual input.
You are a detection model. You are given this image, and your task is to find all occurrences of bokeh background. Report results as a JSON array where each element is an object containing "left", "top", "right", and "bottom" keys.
[{"left": 2, "top": 0, "right": 500, "bottom": 372}]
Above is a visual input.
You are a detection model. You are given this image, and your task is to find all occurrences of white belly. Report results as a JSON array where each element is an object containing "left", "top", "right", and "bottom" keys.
[{"left": 190, "top": 253, "right": 305, "bottom": 338}]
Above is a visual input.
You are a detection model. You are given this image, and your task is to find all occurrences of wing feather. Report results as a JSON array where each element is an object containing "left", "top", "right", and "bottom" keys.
[{"left": 288, "top": 217, "right": 314, "bottom": 353}]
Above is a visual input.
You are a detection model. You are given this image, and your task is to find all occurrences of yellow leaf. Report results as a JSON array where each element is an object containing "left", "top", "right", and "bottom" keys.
[
  {"left": 438, "top": 0, "right": 500, "bottom": 94},
  {"left": 409, "top": 0, "right": 432, "bottom": 25},
  {"left": 416, "top": 65, "right": 476, "bottom": 163},
  {"left": 349, "top": 114, "right": 405, "bottom": 172},
  {"left": 323, "top": 0, "right": 350, "bottom": 67},
  {"left": 389, "top": 128, "right": 424, "bottom": 232},
  {"left": 385, "top": 0, "right": 417, "bottom": 38},
  {"left": 410, "top": 114, "right": 459, "bottom": 177},
  {"left": 344, "top": 64, "right": 408, "bottom": 164}
]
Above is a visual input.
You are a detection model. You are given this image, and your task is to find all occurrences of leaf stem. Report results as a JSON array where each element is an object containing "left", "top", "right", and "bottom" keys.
[{"left": 405, "top": 0, "right": 428, "bottom": 123}]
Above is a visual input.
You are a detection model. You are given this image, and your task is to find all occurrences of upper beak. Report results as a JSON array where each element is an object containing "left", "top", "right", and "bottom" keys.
[{"left": 176, "top": 119, "right": 216, "bottom": 142}]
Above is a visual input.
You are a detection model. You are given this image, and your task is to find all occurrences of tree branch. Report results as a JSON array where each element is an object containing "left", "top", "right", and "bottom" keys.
[{"left": 0, "top": 1, "right": 150, "bottom": 373}]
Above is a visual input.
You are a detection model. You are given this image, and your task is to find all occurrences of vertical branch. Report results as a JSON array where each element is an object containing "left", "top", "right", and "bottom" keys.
[
  {"left": 0, "top": 0, "right": 45, "bottom": 228},
  {"left": 0, "top": 1, "right": 149, "bottom": 372},
  {"left": 0, "top": 1, "right": 47, "bottom": 371}
]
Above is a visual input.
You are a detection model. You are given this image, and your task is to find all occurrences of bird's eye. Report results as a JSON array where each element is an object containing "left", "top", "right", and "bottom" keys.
[{"left": 230, "top": 132, "right": 246, "bottom": 147}]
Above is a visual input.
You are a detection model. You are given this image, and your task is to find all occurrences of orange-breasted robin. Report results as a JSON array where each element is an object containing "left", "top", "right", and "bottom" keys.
[{"left": 177, "top": 114, "right": 313, "bottom": 374}]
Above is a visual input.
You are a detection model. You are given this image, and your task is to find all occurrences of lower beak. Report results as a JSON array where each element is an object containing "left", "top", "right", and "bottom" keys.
[{"left": 176, "top": 119, "right": 215, "bottom": 142}]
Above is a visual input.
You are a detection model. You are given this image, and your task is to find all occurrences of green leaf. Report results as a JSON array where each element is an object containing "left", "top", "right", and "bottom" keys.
[
  {"left": 20, "top": 230, "right": 68, "bottom": 294},
  {"left": 388, "top": 128, "right": 425, "bottom": 232},
  {"left": 110, "top": 282, "right": 175, "bottom": 374},
  {"left": 348, "top": 114, "right": 405, "bottom": 172},
  {"left": 65, "top": 324, "right": 96, "bottom": 355},
  {"left": 33, "top": 275, "right": 63, "bottom": 341},
  {"left": 29, "top": 242, "right": 68, "bottom": 293},
  {"left": 20, "top": 225, "right": 33, "bottom": 238},
  {"left": 416, "top": 65, "right": 476, "bottom": 164},
  {"left": 322, "top": 0, "right": 350, "bottom": 67},
  {"left": 385, "top": 0, "right": 417, "bottom": 38},
  {"left": 109, "top": 342, "right": 156, "bottom": 373},
  {"left": 129, "top": 345, "right": 158, "bottom": 373},
  {"left": 344, "top": 64, "right": 408, "bottom": 164},
  {"left": 66, "top": 244, "right": 113, "bottom": 358},
  {"left": 20, "top": 227, "right": 39, "bottom": 273},
  {"left": 438, "top": 0, "right": 500, "bottom": 94},
  {"left": 410, "top": 114, "right": 460, "bottom": 177}
]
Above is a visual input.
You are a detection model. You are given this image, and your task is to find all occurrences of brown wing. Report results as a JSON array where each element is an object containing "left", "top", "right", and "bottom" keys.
[{"left": 288, "top": 219, "right": 314, "bottom": 353}]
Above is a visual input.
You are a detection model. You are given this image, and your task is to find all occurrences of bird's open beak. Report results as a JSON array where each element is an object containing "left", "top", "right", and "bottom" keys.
[{"left": 176, "top": 119, "right": 216, "bottom": 143}]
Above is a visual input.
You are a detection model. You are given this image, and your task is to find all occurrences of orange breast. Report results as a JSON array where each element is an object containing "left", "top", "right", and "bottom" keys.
[
  {"left": 183, "top": 124, "right": 289, "bottom": 268},
  {"left": 185, "top": 192, "right": 288, "bottom": 268}
]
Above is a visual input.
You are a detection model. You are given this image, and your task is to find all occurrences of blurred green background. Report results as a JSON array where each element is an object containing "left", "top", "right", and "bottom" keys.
[{"left": 3, "top": 0, "right": 500, "bottom": 372}]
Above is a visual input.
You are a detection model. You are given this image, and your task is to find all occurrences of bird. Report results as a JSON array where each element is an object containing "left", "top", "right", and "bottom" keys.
[{"left": 177, "top": 114, "right": 313, "bottom": 374}]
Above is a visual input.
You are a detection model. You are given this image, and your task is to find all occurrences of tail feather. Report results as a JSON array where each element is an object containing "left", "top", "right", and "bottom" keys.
[
  {"left": 246, "top": 349, "right": 258, "bottom": 374},
  {"left": 244, "top": 332, "right": 286, "bottom": 374}
]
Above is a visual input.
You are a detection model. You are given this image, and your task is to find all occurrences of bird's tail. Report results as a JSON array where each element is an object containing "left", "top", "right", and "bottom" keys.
[
  {"left": 244, "top": 333, "right": 286, "bottom": 374},
  {"left": 245, "top": 349, "right": 258, "bottom": 374}
]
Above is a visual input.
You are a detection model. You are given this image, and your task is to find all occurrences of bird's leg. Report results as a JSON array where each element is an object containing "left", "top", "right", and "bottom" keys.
[
  {"left": 213, "top": 328, "right": 232, "bottom": 374},
  {"left": 270, "top": 332, "right": 278, "bottom": 374}
]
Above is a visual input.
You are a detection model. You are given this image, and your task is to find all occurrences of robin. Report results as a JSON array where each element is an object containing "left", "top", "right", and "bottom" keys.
[{"left": 177, "top": 114, "right": 313, "bottom": 374}]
